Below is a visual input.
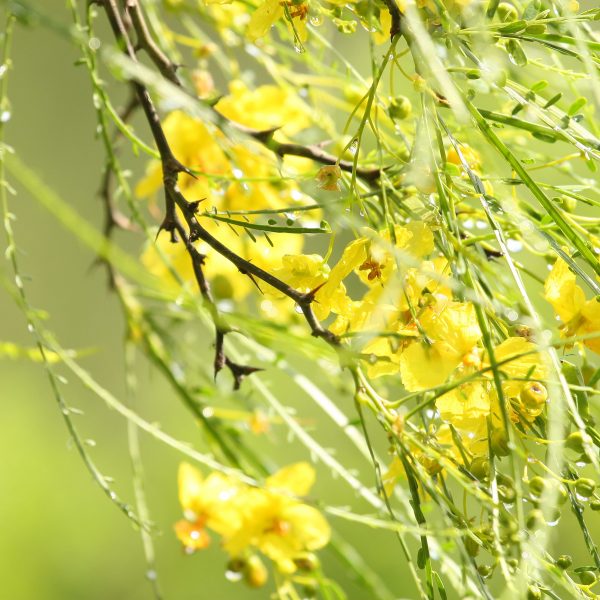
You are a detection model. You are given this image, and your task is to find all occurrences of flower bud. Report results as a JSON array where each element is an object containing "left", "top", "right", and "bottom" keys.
[
  {"left": 465, "top": 536, "right": 481, "bottom": 557},
  {"left": 520, "top": 382, "right": 548, "bottom": 410},
  {"left": 294, "top": 553, "right": 320, "bottom": 572},
  {"left": 528, "top": 476, "right": 547, "bottom": 497},
  {"left": 560, "top": 196, "right": 578, "bottom": 213},
  {"left": 243, "top": 555, "right": 268, "bottom": 588},
  {"left": 497, "top": 2, "right": 518, "bottom": 21},
  {"left": 575, "top": 478, "right": 596, "bottom": 499},
  {"left": 388, "top": 96, "right": 412, "bottom": 121},
  {"left": 556, "top": 554, "right": 572, "bottom": 570},
  {"left": 527, "top": 584, "right": 542, "bottom": 600},
  {"left": 579, "top": 570, "right": 597, "bottom": 586},
  {"left": 526, "top": 509, "right": 544, "bottom": 530},
  {"left": 477, "top": 564, "right": 493, "bottom": 578},
  {"left": 491, "top": 429, "right": 510, "bottom": 457},
  {"left": 499, "top": 484, "right": 516, "bottom": 504},
  {"left": 470, "top": 456, "right": 490, "bottom": 481},
  {"left": 565, "top": 431, "right": 592, "bottom": 454}
]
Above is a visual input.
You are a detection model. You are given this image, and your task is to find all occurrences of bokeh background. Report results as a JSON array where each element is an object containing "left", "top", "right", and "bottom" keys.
[{"left": 0, "top": 1, "right": 597, "bottom": 599}]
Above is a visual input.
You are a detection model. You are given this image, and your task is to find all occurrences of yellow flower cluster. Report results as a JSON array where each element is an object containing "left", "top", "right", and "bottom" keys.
[
  {"left": 262, "top": 221, "right": 548, "bottom": 462},
  {"left": 175, "top": 462, "right": 330, "bottom": 580},
  {"left": 137, "top": 81, "right": 313, "bottom": 302}
]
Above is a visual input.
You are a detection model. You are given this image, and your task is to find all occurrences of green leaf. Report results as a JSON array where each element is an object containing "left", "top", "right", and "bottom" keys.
[
  {"left": 506, "top": 39, "right": 528, "bottom": 67},
  {"left": 568, "top": 97, "right": 587, "bottom": 117}
]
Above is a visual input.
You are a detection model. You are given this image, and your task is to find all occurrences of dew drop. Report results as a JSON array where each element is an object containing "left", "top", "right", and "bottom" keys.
[
  {"left": 146, "top": 569, "right": 157, "bottom": 581},
  {"left": 0, "top": 110, "right": 11, "bottom": 123},
  {"left": 309, "top": 14, "right": 323, "bottom": 26},
  {"left": 506, "top": 238, "right": 523, "bottom": 253},
  {"left": 225, "top": 569, "right": 243, "bottom": 582}
]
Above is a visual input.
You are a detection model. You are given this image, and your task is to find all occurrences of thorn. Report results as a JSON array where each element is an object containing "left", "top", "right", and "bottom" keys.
[
  {"left": 301, "top": 281, "right": 327, "bottom": 304},
  {"left": 188, "top": 198, "right": 206, "bottom": 214},
  {"left": 225, "top": 359, "right": 263, "bottom": 391},
  {"left": 240, "top": 270, "right": 263, "bottom": 294}
]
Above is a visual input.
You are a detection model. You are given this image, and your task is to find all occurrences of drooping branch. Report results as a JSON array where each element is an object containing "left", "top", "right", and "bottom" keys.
[
  {"left": 111, "top": 0, "right": 384, "bottom": 183},
  {"left": 97, "top": 0, "right": 340, "bottom": 389}
]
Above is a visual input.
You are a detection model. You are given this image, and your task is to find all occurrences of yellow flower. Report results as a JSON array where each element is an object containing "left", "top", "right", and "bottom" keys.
[
  {"left": 215, "top": 80, "right": 310, "bottom": 136},
  {"left": 267, "top": 253, "right": 351, "bottom": 320},
  {"left": 544, "top": 258, "right": 600, "bottom": 354},
  {"left": 175, "top": 463, "right": 244, "bottom": 551},
  {"left": 224, "top": 463, "right": 330, "bottom": 573},
  {"left": 484, "top": 337, "right": 548, "bottom": 423},
  {"left": 447, "top": 144, "right": 481, "bottom": 171},
  {"left": 316, "top": 164, "right": 342, "bottom": 191},
  {"left": 399, "top": 300, "right": 482, "bottom": 391},
  {"left": 436, "top": 381, "right": 490, "bottom": 423},
  {"left": 246, "top": 0, "right": 309, "bottom": 44}
]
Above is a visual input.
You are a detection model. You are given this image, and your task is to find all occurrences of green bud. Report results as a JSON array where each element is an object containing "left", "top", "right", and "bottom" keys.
[
  {"left": 575, "top": 478, "right": 596, "bottom": 499},
  {"left": 465, "top": 536, "right": 481, "bottom": 557},
  {"left": 560, "top": 196, "right": 578, "bottom": 213},
  {"left": 477, "top": 564, "right": 493, "bottom": 578},
  {"left": 497, "top": 2, "right": 518, "bottom": 21},
  {"left": 556, "top": 554, "right": 572, "bottom": 570},
  {"left": 527, "top": 584, "right": 542, "bottom": 600},
  {"left": 470, "top": 456, "right": 490, "bottom": 480},
  {"left": 526, "top": 509, "right": 544, "bottom": 530},
  {"left": 499, "top": 484, "right": 516, "bottom": 504},
  {"left": 528, "top": 476, "right": 547, "bottom": 497},
  {"left": 565, "top": 431, "right": 592, "bottom": 454},
  {"left": 388, "top": 95, "right": 412, "bottom": 121},
  {"left": 579, "top": 570, "right": 597, "bottom": 586},
  {"left": 491, "top": 429, "right": 510, "bottom": 457}
]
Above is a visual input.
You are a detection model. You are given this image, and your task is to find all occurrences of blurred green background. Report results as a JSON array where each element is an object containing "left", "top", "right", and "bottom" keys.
[
  {"left": 1, "top": 2, "right": 598, "bottom": 599},
  {"left": 0, "top": 5, "right": 400, "bottom": 598}
]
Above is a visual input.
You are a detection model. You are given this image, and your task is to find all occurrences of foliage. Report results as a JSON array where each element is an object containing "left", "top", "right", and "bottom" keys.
[{"left": 1, "top": 0, "right": 600, "bottom": 598}]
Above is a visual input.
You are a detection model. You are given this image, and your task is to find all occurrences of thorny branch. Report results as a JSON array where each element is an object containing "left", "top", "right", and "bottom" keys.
[{"left": 97, "top": 0, "right": 340, "bottom": 388}]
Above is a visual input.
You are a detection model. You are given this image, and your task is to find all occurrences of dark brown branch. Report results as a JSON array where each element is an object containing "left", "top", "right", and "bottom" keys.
[
  {"left": 173, "top": 219, "right": 264, "bottom": 387},
  {"left": 381, "top": 0, "right": 403, "bottom": 40},
  {"left": 99, "top": 0, "right": 340, "bottom": 375},
  {"left": 98, "top": 91, "right": 139, "bottom": 239},
  {"left": 125, "top": 0, "right": 180, "bottom": 86},
  {"left": 108, "top": 0, "right": 384, "bottom": 183},
  {"left": 267, "top": 138, "right": 382, "bottom": 182}
]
